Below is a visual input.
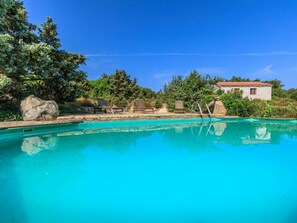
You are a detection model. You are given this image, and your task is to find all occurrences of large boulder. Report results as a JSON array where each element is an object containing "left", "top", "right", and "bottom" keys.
[
  {"left": 21, "top": 95, "right": 59, "bottom": 121},
  {"left": 208, "top": 97, "right": 227, "bottom": 116}
]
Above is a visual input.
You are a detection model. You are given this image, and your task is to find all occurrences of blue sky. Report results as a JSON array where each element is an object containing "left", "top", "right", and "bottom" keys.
[{"left": 23, "top": 0, "right": 297, "bottom": 90}]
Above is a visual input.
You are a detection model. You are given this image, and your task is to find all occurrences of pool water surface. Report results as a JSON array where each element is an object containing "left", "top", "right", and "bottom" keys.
[{"left": 1, "top": 119, "right": 297, "bottom": 223}]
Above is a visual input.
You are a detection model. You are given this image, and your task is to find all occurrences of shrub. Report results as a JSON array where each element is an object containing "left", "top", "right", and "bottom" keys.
[
  {"left": 0, "top": 110, "right": 22, "bottom": 121},
  {"left": 154, "top": 99, "right": 162, "bottom": 108},
  {"left": 75, "top": 97, "right": 95, "bottom": 107},
  {"left": 59, "top": 103, "right": 87, "bottom": 114}
]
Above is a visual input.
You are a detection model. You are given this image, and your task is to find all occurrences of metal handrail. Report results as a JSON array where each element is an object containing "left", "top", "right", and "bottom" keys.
[
  {"left": 205, "top": 103, "right": 212, "bottom": 119},
  {"left": 192, "top": 101, "right": 204, "bottom": 117},
  {"left": 192, "top": 101, "right": 212, "bottom": 119}
]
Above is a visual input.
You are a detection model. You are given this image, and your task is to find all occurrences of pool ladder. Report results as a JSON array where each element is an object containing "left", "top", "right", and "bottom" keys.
[{"left": 192, "top": 101, "right": 212, "bottom": 119}]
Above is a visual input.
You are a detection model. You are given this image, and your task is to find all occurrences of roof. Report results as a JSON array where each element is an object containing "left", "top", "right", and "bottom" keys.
[{"left": 216, "top": 81, "right": 272, "bottom": 87}]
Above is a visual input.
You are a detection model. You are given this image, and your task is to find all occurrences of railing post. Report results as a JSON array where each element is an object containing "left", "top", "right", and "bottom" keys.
[{"left": 205, "top": 103, "right": 212, "bottom": 119}]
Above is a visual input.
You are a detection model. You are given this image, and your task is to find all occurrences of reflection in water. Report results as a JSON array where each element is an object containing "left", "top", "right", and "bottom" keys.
[
  {"left": 210, "top": 122, "right": 227, "bottom": 136},
  {"left": 256, "top": 127, "right": 271, "bottom": 140},
  {"left": 17, "top": 120, "right": 297, "bottom": 156},
  {"left": 21, "top": 135, "right": 59, "bottom": 155},
  {"left": 2, "top": 120, "right": 297, "bottom": 222}
]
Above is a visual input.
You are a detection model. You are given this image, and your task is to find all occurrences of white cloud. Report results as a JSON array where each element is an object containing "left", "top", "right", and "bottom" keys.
[
  {"left": 196, "top": 67, "right": 225, "bottom": 74},
  {"left": 152, "top": 70, "right": 175, "bottom": 85},
  {"left": 153, "top": 71, "right": 172, "bottom": 80},
  {"left": 85, "top": 51, "right": 297, "bottom": 57},
  {"left": 255, "top": 64, "right": 275, "bottom": 76}
]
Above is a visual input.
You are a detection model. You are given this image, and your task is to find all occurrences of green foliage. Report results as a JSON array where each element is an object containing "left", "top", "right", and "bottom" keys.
[
  {"left": 59, "top": 103, "right": 88, "bottom": 115},
  {"left": 90, "top": 74, "right": 111, "bottom": 99},
  {"left": 138, "top": 87, "right": 156, "bottom": 99},
  {"left": 90, "top": 70, "right": 141, "bottom": 104},
  {"left": 0, "top": 110, "right": 22, "bottom": 121},
  {"left": 220, "top": 91, "right": 297, "bottom": 118},
  {"left": 38, "top": 17, "right": 61, "bottom": 49},
  {"left": 163, "top": 70, "right": 216, "bottom": 112},
  {"left": 229, "top": 76, "right": 251, "bottom": 82},
  {"left": 264, "top": 79, "right": 286, "bottom": 98},
  {"left": 288, "top": 88, "right": 297, "bottom": 101},
  {"left": 0, "top": 1, "right": 88, "bottom": 102},
  {"left": 154, "top": 98, "right": 162, "bottom": 108},
  {"left": 0, "top": 97, "right": 22, "bottom": 121},
  {"left": 0, "top": 73, "right": 12, "bottom": 90},
  {"left": 109, "top": 70, "right": 138, "bottom": 102},
  {"left": 221, "top": 91, "right": 257, "bottom": 117}
]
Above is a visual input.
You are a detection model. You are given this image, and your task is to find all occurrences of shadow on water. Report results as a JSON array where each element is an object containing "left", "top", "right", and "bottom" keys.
[{"left": 0, "top": 139, "right": 28, "bottom": 223}]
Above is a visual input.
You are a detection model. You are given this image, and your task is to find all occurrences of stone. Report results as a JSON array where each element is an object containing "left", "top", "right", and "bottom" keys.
[
  {"left": 21, "top": 95, "right": 59, "bottom": 121},
  {"left": 209, "top": 97, "right": 227, "bottom": 116}
]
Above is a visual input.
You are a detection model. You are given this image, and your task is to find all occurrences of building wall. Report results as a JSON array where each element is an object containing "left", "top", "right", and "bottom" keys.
[{"left": 217, "top": 86, "right": 272, "bottom": 100}]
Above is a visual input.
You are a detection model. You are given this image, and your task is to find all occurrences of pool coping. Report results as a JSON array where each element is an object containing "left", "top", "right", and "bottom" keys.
[
  {"left": 0, "top": 113, "right": 232, "bottom": 129},
  {"left": 0, "top": 112, "right": 296, "bottom": 129}
]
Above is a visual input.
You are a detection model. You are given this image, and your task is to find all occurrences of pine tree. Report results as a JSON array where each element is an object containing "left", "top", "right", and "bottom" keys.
[{"left": 0, "top": 0, "right": 88, "bottom": 102}]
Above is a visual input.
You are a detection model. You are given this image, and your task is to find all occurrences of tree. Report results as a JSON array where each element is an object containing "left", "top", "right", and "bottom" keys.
[
  {"left": 264, "top": 79, "right": 287, "bottom": 98},
  {"left": 90, "top": 74, "right": 112, "bottom": 99},
  {"left": 138, "top": 87, "right": 156, "bottom": 99},
  {"left": 109, "top": 70, "right": 138, "bottom": 103},
  {"left": 0, "top": 1, "right": 88, "bottom": 102},
  {"left": 287, "top": 88, "right": 297, "bottom": 101},
  {"left": 229, "top": 76, "right": 251, "bottom": 82},
  {"left": 0, "top": 0, "right": 40, "bottom": 98},
  {"left": 90, "top": 70, "right": 139, "bottom": 104},
  {"left": 163, "top": 70, "right": 216, "bottom": 111},
  {"left": 38, "top": 17, "right": 61, "bottom": 49}
]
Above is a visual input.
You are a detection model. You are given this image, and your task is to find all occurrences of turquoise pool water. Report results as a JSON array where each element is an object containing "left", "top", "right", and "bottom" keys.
[{"left": 1, "top": 118, "right": 297, "bottom": 223}]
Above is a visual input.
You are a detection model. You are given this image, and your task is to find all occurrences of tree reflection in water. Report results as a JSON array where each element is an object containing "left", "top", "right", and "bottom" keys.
[{"left": 18, "top": 120, "right": 297, "bottom": 156}]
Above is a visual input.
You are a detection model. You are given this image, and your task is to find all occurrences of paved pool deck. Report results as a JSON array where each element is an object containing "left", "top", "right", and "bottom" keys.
[{"left": 0, "top": 112, "right": 233, "bottom": 129}]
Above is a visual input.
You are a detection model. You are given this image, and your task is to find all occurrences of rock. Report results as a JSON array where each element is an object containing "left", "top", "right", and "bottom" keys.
[
  {"left": 21, "top": 95, "right": 59, "bottom": 121},
  {"left": 21, "top": 136, "right": 59, "bottom": 155},
  {"left": 209, "top": 97, "right": 227, "bottom": 116}
]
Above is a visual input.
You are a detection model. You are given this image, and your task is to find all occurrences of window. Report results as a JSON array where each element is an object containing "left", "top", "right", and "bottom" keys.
[
  {"left": 234, "top": 88, "right": 240, "bottom": 93},
  {"left": 250, "top": 88, "right": 257, "bottom": 95}
]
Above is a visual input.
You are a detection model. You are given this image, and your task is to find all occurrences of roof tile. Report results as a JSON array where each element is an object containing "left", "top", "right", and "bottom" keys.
[{"left": 216, "top": 81, "right": 272, "bottom": 87}]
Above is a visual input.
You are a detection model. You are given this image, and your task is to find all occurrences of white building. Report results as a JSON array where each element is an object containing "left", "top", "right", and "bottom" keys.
[{"left": 215, "top": 82, "right": 272, "bottom": 100}]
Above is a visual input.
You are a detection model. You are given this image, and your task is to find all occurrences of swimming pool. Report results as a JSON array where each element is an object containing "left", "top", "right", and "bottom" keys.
[{"left": 1, "top": 118, "right": 297, "bottom": 223}]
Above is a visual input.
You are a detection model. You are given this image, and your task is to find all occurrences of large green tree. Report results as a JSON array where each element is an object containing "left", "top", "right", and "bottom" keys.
[
  {"left": 90, "top": 70, "right": 140, "bottom": 104},
  {"left": 163, "top": 70, "right": 215, "bottom": 111},
  {"left": 0, "top": 0, "right": 87, "bottom": 102}
]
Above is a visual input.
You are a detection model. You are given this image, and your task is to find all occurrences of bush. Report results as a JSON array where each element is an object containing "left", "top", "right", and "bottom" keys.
[
  {"left": 0, "top": 110, "right": 22, "bottom": 121},
  {"left": 59, "top": 103, "right": 86, "bottom": 114},
  {"left": 221, "top": 91, "right": 255, "bottom": 117},
  {"left": 76, "top": 97, "right": 95, "bottom": 107},
  {"left": 154, "top": 99, "right": 162, "bottom": 108}
]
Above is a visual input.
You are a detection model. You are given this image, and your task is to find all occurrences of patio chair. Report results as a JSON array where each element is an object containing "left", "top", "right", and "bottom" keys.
[
  {"left": 133, "top": 99, "right": 154, "bottom": 113},
  {"left": 94, "top": 99, "right": 111, "bottom": 114},
  {"left": 94, "top": 99, "right": 124, "bottom": 114},
  {"left": 174, "top": 100, "right": 185, "bottom": 113},
  {"left": 110, "top": 104, "right": 124, "bottom": 114}
]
